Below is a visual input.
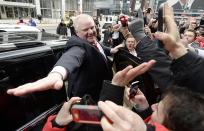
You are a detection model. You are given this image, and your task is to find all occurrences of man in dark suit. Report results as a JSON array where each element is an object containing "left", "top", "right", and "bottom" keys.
[
  {"left": 7, "top": 14, "right": 121, "bottom": 102},
  {"left": 172, "top": 0, "right": 204, "bottom": 11}
]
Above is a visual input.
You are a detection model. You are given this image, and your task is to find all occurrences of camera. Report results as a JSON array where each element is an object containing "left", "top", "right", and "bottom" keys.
[
  {"left": 119, "top": 15, "right": 128, "bottom": 27},
  {"left": 70, "top": 94, "right": 104, "bottom": 124},
  {"left": 71, "top": 104, "right": 103, "bottom": 124}
]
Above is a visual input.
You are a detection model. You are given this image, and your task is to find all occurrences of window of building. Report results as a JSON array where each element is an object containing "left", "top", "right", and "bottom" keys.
[
  {"left": 5, "top": 6, "right": 14, "bottom": 18},
  {"left": 30, "top": 8, "right": 36, "bottom": 18},
  {"left": 66, "top": 0, "right": 78, "bottom": 11},
  {"left": 40, "top": 0, "right": 51, "bottom": 8},
  {"left": 14, "top": 7, "right": 19, "bottom": 18},
  {"left": 18, "top": 7, "right": 28, "bottom": 17},
  {"left": 28, "top": 0, "right": 34, "bottom": 3},
  {"left": 52, "top": 11, "right": 61, "bottom": 18},
  {"left": 1, "top": 6, "right": 5, "bottom": 14},
  {"left": 41, "top": 9, "right": 52, "bottom": 18},
  {"left": 52, "top": 0, "right": 61, "bottom": 9},
  {"left": 83, "top": 0, "right": 94, "bottom": 13},
  {"left": 4, "top": 0, "right": 34, "bottom": 3}
]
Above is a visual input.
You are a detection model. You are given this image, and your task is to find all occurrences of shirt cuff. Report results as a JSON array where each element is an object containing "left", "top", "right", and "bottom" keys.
[{"left": 50, "top": 66, "right": 67, "bottom": 80}]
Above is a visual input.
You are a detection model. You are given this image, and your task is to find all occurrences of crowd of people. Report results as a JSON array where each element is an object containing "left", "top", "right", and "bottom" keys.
[
  {"left": 17, "top": 17, "right": 37, "bottom": 27},
  {"left": 101, "top": 6, "right": 204, "bottom": 55},
  {"left": 7, "top": 2, "right": 204, "bottom": 131}
]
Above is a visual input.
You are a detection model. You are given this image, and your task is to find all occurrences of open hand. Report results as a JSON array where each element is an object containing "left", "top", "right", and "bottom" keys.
[
  {"left": 7, "top": 72, "right": 63, "bottom": 96},
  {"left": 111, "top": 60, "right": 156, "bottom": 87}
]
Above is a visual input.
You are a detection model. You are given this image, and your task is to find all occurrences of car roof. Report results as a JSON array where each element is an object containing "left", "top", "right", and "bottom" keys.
[{"left": 0, "top": 24, "right": 40, "bottom": 32}]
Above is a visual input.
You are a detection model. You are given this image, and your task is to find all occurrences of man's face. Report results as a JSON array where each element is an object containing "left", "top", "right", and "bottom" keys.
[
  {"left": 151, "top": 100, "right": 166, "bottom": 124},
  {"left": 76, "top": 18, "right": 97, "bottom": 44},
  {"left": 126, "top": 37, "right": 136, "bottom": 51},
  {"left": 184, "top": 31, "right": 195, "bottom": 44}
]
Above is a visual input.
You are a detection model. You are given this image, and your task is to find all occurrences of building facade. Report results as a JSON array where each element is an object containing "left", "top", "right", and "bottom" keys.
[
  {"left": 1, "top": 0, "right": 202, "bottom": 20},
  {"left": 0, "top": 0, "right": 36, "bottom": 19},
  {"left": 0, "top": 0, "right": 97, "bottom": 19},
  {"left": 0, "top": 0, "right": 150, "bottom": 20}
]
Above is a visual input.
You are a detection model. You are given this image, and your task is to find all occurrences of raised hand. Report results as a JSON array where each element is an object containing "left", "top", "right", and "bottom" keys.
[
  {"left": 111, "top": 60, "right": 156, "bottom": 87},
  {"left": 128, "top": 8, "right": 146, "bottom": 42},
  {"left": 154, "top": 3, "right": 187, "bottom": 59},
  {"left": 98, "top": 101, "right": 147, "bottom": 131},
  {"left": 7, "top": 72, "right": 63, "bottom": 96},
  {"left": 125, "top": 88, "right": 149, "bottom": 110},
  {"left": 54, "top": 97, "right": 81, "bottom": 126}
]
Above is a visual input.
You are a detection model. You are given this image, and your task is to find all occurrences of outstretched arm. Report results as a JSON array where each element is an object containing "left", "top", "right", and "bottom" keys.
[
  {"left": 7, "top": 46, "right": 85, "bottom": 96},
  {"left": 7, "top": 72, "right": 64, "bottom": 96}
]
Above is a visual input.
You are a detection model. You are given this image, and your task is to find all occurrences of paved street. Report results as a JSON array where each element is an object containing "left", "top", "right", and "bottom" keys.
[
  {"left": 37, "top": 23, "right": 58, "bottom": 34},
  {"left": 37, "top": 23, "right": 73, "bottom": 37}
]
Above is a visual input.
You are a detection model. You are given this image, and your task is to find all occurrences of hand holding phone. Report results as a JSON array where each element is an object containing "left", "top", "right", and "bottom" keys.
[
  {"left": 158, "top": 3, "right": 165, "bottom": 32},
  {"left": 129, "top": 81, "right": 139, "bottom": 100},
  {"left": 157, "top": 3, "right": 165, "bottom": 48},
  {"left": 71, "top": 105, "right": 103, "bottom": 124}
]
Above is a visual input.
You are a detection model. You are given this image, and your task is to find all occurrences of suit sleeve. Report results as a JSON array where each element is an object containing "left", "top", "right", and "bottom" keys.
[
  {"left": 42, "top": 115, "right": 67, "bottom": 131},
  {"left": 55, "top": 46, "right": 85, "bottom": 75},
  {"left": 136, "top": 36, "right": 173, "bottom": 91},
  {"left": 101, "top": 44, "right": 111, "bottom": 56},
  {"left": 171, "top": 51, "right": 204, "bottom": 93},
  {"left": 99, "top": 80, "right": 125, "bottom": 105}
]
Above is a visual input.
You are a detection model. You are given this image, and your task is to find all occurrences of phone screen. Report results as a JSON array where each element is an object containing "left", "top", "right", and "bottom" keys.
[
  {"left": 158, "top": 3, "right": 164, "bottom": 32},
  {"left": 157, "top": 3, "right": 165, "bottom": 48},
  {"left": 71, "top": 105, "right": 103, "bottom": 124}
]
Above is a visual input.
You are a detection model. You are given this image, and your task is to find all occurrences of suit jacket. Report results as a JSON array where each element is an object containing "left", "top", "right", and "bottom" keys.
[
  {"left": 136, "top": 36, "right": 173, "bottom": 91},
  {"left": 55, "top": 36, "right": 113, "bottom": 102}
]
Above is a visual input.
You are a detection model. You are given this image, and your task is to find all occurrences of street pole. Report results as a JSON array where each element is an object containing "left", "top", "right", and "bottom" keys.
[
  {"left": 79, "top": 0, "right": 83, "bottom": 14},
  {"left": 120, "top": 0, "right": 123, "bottom": 14}
]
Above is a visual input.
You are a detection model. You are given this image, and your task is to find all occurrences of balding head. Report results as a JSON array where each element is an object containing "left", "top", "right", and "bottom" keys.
[
  {"left": 72, "top": 14, "right": 97, "bottom": 44},
  {"left": 73, "top": 14, "right": 94, "bottom": 32}
]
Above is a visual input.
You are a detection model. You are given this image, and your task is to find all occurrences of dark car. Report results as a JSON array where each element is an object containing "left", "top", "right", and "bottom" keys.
[
  {"left": 0, "top": 30, "right": 159, "bottom": 131},
  {"left": 0, "top": 31, "right": 68, "bottom": 131}
]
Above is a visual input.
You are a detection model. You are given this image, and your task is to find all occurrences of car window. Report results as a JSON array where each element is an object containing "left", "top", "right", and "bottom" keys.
[
  {"left": 0, "top": 32, "right": 62, "bottom": 44},
  {"left": 0, "top": 32, "right": 65, "bottom": 53}
]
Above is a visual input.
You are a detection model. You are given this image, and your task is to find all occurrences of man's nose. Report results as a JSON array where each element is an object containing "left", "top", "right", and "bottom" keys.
[{"left": 88, "top": 28, "right": 93, "bottom": 33}]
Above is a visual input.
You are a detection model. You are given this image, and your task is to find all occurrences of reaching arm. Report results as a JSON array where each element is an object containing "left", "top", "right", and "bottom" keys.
[{"left": 7, "top": 46, "right": 85, "bottom": 96}]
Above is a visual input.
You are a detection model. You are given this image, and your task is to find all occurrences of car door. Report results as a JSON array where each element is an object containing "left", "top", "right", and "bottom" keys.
[{"left": 0, "top": 34, "right": 67, "bottom": 130}]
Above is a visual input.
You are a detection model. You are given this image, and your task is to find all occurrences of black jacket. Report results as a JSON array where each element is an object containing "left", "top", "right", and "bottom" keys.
[
  {"left": 111, "top": 31, "right": 125, "bottom": 47},
  {"left": 55, "top": 36, "right": 113, "bottom": 102},
  {"left": 136, "top": 36, "right": 173, "bottom": 91},
  {"left": 171, "top": 51, "right": 204, "bottom": 94}
]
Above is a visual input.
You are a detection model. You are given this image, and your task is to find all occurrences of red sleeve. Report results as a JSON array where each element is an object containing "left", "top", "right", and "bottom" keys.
[
  {"left": 42, "top": 115, "right": 67, "bottom": 131},
  {"left": 152, "top": 122, "right": 169, "bottom": 131},
  {"left": 144, "top": 115, "right": 152, "bottom": 123},
  {"left": 144, "top": 115, "right": 169, "bottom": 131}
]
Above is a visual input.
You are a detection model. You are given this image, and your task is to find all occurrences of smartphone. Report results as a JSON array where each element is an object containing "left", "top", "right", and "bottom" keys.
[
  {"left": 71, "top": 105, "right": 103, "bottom": 124},
  {"left": 158, "top": 3, "right": 165, "bottom": 32},
  {"left": 129, "top": 81, "right": 139, "bottom": 99},
  {"left": 157, "top": 3, "right": 165, "bottom": 48}
]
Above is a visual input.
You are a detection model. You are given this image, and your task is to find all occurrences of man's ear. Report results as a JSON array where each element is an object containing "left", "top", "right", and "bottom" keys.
[{"left": 74, "top": 27, "right": 77, "bottom": 34}]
